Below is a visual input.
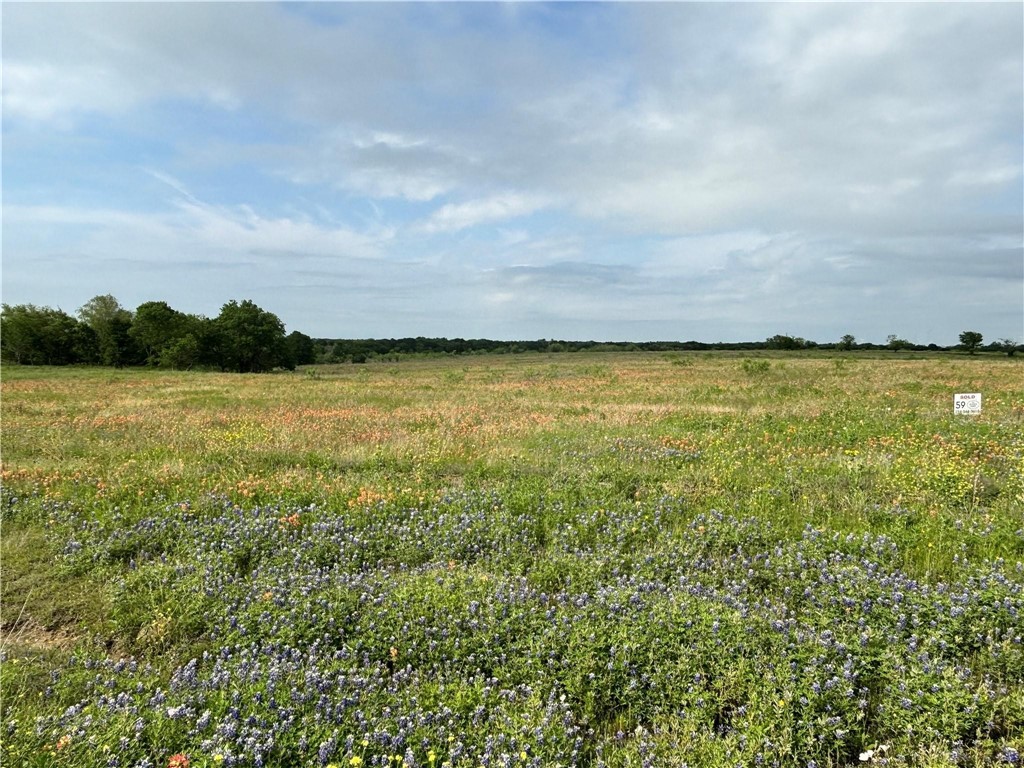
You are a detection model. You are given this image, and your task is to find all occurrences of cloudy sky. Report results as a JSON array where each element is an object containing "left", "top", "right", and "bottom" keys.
[{"left": 3, "top": 2, "right": 1022, "bottom": 344}]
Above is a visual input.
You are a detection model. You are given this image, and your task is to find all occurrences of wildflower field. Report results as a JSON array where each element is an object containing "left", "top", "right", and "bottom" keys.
[{"left": 2, "top": 352, "right": 1023, "bottom": 768}]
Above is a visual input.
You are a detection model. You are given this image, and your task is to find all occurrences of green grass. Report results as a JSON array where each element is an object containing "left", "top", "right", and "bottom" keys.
[{"left": 2, "top": 352, "right": 1023, "bottom": 767}]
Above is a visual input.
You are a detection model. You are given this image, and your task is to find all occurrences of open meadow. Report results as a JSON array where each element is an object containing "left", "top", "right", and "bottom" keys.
[{"left": 2, "top": 353, "right": 1023, "bottom": 767}]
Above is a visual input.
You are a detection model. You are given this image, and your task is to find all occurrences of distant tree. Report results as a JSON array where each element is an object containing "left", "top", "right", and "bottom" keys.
[
  {"left": 130, "top": 301, "right": 189, "bottom": 365},
  {"left": 995, "top": 338, "right": 1018, "bottom": 357},
  {"left": 78, "top": 294, "right": 141, "bottom": 366},
  {"left": 1, "top": 304, "right": 84, "bottom": 365},
  {"left": 1, "top": 304, "right": 35, "bottom": 363},
  {"left": 766, "top": 334, "right": 803, "bottom": 350},
  {"left": 958, "top": 330, "right": 983, "bottom": 355},
  {"left": 72, "top": 323, "right": 100, "bottom": 363},
  {"left": 2, "top": 304, "right": 47, "bottom": 364},
  {"left": 837, "top": 334, "right": 856, "bottom": 351},
  {"left": 161, "top": 333, "right": 202, "bottom": 370},
  {"left": 887, "top": 334, "right": 911, "bottom": 352},
  {"left": 284, "top": 330, "right": 316, "bottom": 368},
  {"left": 214, "top": 300, "right": 287, "bottom": 372}
]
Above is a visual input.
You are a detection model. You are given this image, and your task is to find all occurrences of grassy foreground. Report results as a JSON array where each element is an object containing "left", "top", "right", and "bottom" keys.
[{"left": 1, "top": 353, "right": 1022, "bottom": 767}]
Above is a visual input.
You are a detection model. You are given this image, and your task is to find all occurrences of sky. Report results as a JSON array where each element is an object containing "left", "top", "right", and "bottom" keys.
[{"left": 2, "top": 2, "right": 1022, "bottom": 344}]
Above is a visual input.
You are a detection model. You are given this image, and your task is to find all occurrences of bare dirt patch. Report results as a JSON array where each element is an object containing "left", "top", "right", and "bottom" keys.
[{"left": 1, "top": 616, "right": 78, "bottom": 657}]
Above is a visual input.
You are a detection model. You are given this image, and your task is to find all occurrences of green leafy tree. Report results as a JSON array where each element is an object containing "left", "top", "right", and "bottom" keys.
[
  {"left": 1, "top": 304, "right": 84, "bottom": 364},
  {"left": 214, "top": 300, "right": 288, "bottom": 372},
  {"left": 958, "top": 330, "right": 983, "bottom": 355},
  {"left": 766, "top": 334, "right": 804, "bottom": 350},
  {"left": 285, "top": 330, "right": 316, "bottom": 368},
  {"left": 161, "top": 334, "right": 202, "bottom": 370},
  {"left": 130, "top": 301, "right": 188, "bottom": 365},
  {"left": 995, "top": 338, "right": 1018, "bottom": 357},
  {"left": 887, "top": 334, "right": 911, "bottom": 352},
  {"left": 148, "top": 314, "right": 218, "bottom": 370},
  {"left": 1, "top": 303, "right": 38, "bottom": 363},
  {"left": 78, "top": 294, "right": 141, "bottom": 366},
  {"left": 2, "top": 303, "right": 49, "bottom": 364},
  {"left": 837, "top": 334, "right": 856, "bottom": 351}
]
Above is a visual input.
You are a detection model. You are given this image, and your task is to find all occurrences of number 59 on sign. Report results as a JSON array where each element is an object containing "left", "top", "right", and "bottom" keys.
[{"left": 953, "top": 393, "right": 981, "bottom": 414}]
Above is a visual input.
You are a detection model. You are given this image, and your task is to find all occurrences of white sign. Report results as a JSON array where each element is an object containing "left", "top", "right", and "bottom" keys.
[{"left": 953, "top": 393, "right": 982, "bottom": 415}]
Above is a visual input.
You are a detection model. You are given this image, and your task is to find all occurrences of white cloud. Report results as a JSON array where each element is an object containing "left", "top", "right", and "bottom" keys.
[
  {"left": 645, "top": 232, "right": 775, "bottom": 278},
  {"left": 173, "top": 199, "right": 388, "bottom": 259},
  {"left": 281, "top": 129, "right": 475, "bottom": 202},
  {"left": 4, "top": 190, "right": 388, "bottom": 266},
  {"left": 947, "top": 166, "right": 1022, "bottom": 188},
  {"left": 2, "top": 2, "right": 1021, "bottom": 342},
  {"left": 1, "top": 62, "right": 129, "bottom": 123},
  {"left": 6, "top": 2, "right": 1018, "bottom": 242},
  {"left": 419, "top": 194, "right": 551, "bottom": 234}
]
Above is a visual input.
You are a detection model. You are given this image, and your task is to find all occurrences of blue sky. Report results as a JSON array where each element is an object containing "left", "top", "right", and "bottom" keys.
[{"left": 3, "top": 2, "right": 1022, "bottom": 344}]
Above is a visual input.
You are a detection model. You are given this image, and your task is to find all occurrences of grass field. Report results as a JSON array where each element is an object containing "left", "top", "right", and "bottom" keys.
[{"left": 2, "top": 352, "right": 1023, "bottom": 767}]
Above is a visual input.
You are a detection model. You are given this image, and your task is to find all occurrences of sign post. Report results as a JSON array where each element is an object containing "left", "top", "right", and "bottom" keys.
[{"left": 953, "top": 393, "right": 982, "bottom": 415}]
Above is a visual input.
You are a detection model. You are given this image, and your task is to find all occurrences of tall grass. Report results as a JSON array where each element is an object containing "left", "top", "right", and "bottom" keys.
[{"left": 2, "top": 353, "right": 1022, "bottom": 767}]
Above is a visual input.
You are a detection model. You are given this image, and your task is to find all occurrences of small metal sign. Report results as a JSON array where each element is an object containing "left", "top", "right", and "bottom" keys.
[{"left": 953, "top": 393, "right": 981, "bottom": 415}]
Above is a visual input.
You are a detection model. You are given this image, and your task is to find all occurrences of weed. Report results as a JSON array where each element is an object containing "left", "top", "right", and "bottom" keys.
[{"left": 741, "top": 358, "right": 772, "bottom": 375}]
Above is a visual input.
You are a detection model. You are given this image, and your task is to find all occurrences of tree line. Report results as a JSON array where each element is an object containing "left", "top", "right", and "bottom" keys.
[
  {"left": 1, "top": 296, "right": 315, "bottom": 372},
  {"left": 2, "top": 299, "right": 1018, "bottom": 370},
  {"left": 315, "top": 332, "right": 1019, "bottom": 363}
]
